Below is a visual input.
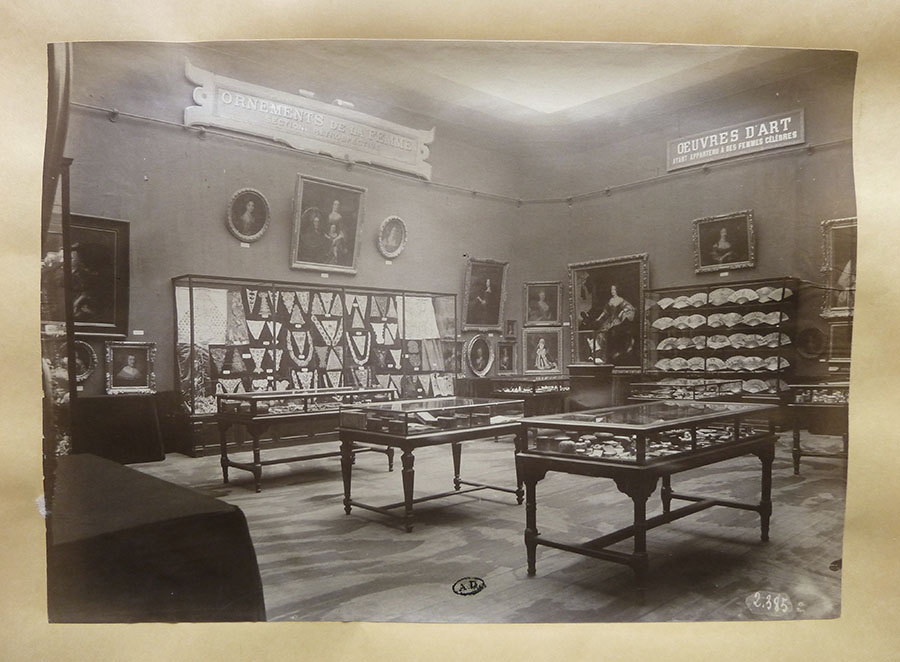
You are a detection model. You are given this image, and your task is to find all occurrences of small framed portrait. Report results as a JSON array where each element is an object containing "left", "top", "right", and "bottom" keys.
[
  {"left": 227, "top": 188, "right": 270, "bottom": 243},
  {"left": 291, "top": 175, "right": 365, "bottom": 274},
  {"left": 524, "top": 281, "right": 562, "bottom": 326},
  {"left": 69, "top": 215, "right": 130, "bottom": 337},
  {"left": 462, "top": 257, "right": 509, "bottom": 332},
  {"left": 73, "top": 340, "right": 98, "bottom": 383},
  {"left": 497, "top": 341, "right": 517, "bottom": 375},
  {"left": 828, "top": 321, "right": 852, "bottom": 362},
  {"left": 692, "top": 210, "right": 756, "bottom": 274},
  {"left": 820, "top": 217, "right": 857, "bottom": 319},
  {"left": 568, "top": 253, "right": 648, "bottom": 369},
  {"left": 442, "top": 339, "right": 463, "bottom": 376},
  {"left": 377, "top": 215, "right": 408, "bottom": 259},
  {"left": 465, "top": 334, "right": 494, "bottom": 378},
  {"left": 523, "top": 328, "right": 563, "bottom": 375},
  {"left": 105, "top": 341, "right": 156, "bottom": 395},
  {"left": 505, "top": 319, "right": 518, "bottom": 339}
]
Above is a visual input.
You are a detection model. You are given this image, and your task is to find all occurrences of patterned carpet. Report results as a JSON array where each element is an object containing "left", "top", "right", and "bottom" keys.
[{"left": 134, "top": 432, "right": 846, "bottom": 623}]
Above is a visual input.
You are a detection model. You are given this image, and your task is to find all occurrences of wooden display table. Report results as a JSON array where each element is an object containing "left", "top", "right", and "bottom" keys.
[
  {"left": 215, "top": 387, "right": 394, "bottom": 492},
  {"left": 338, "top": 397, "right": 524, "bottom": 532},
  {"left": 787, "top": 382, "right": 849, "bottom": 475},
  {"left": 514, "top": 400, "right": 778, "bottom": 583}
]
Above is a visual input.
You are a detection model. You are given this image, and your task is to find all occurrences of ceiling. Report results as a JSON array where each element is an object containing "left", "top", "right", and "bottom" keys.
[{"left": 194, "top": 40, "right": 847, "bottom": 145}]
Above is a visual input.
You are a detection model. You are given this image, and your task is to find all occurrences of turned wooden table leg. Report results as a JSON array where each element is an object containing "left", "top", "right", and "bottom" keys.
[
  {"left": 451, "top": 441, "right": 462, "bottom": 490},
  {"left": 401, "top": 449, "right": 416, "bottom": 533},
  {"left": 792, "top": 408, "right": 802, "bottom": 475},
  {"left": 218, "top": 421, "right": 230, "bottom": 485},
  {"left": 758, "top": 444, "right": 775, "bottom": 542},
  {"left": 525, "top": 477, "right": 539, "bottom": 576},
  {"left": 340, "top": 438, "right": 354, "bottom": 515}
]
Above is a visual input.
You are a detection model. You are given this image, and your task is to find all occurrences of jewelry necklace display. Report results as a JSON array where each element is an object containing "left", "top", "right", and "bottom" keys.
[{"left": 312, "top": 316, "right": 344, "bottom": 347}]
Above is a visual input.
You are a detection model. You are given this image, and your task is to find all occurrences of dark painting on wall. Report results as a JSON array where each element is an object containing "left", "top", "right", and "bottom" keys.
[
  {"left": 106, "top": 341, "right": 156, "bottom": 395},
  {"left": 292, "top": 175, "right": 365, "bottom": 274},
  {"left": 462, "top": 257, "right": 508, "bottom": 331},
  {"left": 569, "top": 253, "right": 648, "bottom": 369},
  {"left": 692, "top": 210, "right": 756, "bottom": 274},
  {"left": 821, "top": 217, "right": 857, "bottom": 318},
  {"left": 226, "top": 188, "right": 270, "bottom": 243},
  {"left": 524, "top": 281, "right": 561, "bottom": 326},
  {"left": 70, "top": 215, "right": 130, "bottom": 337}
]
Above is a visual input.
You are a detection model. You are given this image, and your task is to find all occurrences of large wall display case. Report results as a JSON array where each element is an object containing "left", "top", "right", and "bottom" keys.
[
  {"left": 514, "top": 400, "right": 778, "bottom": 581},
  {"left": 339, "top": 397, "right": 525, "bottom": 531},
  {"left": 173, "top": 274, "right": 457, "bottom": 455},
  {"left": 644, "top": 276, "right": 799, "bottom": 399}
]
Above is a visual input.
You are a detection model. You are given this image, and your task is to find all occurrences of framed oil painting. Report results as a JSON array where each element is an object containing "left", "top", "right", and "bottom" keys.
[
  {"left": 69, "top": 215, "right": 130, "bottom": 337},
  {"left": 497, "top": 341, "right": 517, "bottom": 375},
  {"left": 291, "top": 175, "right": 365, "bottom": 274},
  {"left": 106, "top": 341, "right": 156, "bottom": 395},
  {"left": 523, "top": 327, "right": 562, "bottom": 375},
  {"left": 821, "top": 217, "right": 857, "bottom": 318},
  {"left": 377, "top": 215, "right": 408, "bottom": 259},
  {"left": 72, "top": 340, "right": 98, "bottom": 383},
  {"left": 524, "top": 281, "right": 561, "bottom": 326},
  {"left": 569, "top": 253, "right": 648, "bottom": 369},
  {"left": 462, "top": 257, "right": 508, "bottom": 331},
  {"left": 227, "top": 188, "right": 270, "bottom": 243},
  {"left": 692, "top": 210, "right": 756, "bottom": 274},
  {"left": 465, "top": 333, "right": 494, "bottom": 378},
  {"left": 505, "top": 320, "right": 518, "bottom": 339}
]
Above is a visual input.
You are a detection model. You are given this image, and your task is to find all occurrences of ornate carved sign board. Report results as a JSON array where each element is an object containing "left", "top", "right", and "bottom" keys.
[
  {"left": 666, "top": 109, "right": 805, "bottom": 171},
  {"left": 184, "top": 60, "right": 435, "bottom": 180}
]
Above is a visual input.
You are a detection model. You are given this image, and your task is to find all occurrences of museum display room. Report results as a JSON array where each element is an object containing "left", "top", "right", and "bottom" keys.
[{"left": 40, "top": 40, "right": 856, "bottom": 623}]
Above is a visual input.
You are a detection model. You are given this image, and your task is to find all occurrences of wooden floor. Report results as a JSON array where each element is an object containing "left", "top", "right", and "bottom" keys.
[{"left": 134, "top": 431, "right": 847, "bottom": 623}]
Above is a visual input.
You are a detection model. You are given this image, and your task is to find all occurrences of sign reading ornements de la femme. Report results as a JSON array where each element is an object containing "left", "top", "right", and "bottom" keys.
[
  {"left": 184, "top": 60, "right": 435, "bottom": 180},
  {"left": 667, "top": 109, "right": 804, "bottom": 171}
]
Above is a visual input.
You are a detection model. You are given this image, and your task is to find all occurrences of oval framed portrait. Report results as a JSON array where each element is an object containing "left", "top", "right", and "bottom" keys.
[
  {"left": 377, "top": 215, "right": 408, "bottom": 259},
  {"left": 73, "top": 339, "right": 98, "bottom": 383},
  {"left": 227, "top": 188, "right": 270, "bottom": 243},
  {"left": 465, "top": 333, "right": 494, "bottom": 378}
]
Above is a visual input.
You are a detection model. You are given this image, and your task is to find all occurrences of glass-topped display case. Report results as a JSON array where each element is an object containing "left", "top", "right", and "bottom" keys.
[
  {"left": 628, "top": 377, "right": 742, "bottom": 402},
  {"left": 518, "top": 400, "right": 776, "bottom": 465},
  {"left": 340, "top": 397, "right": 525, "bottom": 437},
  {"left": 217, "top": 387, "right": 394, "bottom": 418},
  {"left": 788, "top": 382, "right": 850, "bottom": 405},
  {"left": 644, "top": 276, "right": 798, "bottom": 398},
  {"left": 490, "top": 376, "right": 571, "bottom": 395}
]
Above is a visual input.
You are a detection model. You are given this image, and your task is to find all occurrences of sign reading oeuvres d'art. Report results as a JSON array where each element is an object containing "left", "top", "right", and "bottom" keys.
[
  {"left": 666, "top": 109, "right": 804, "bottom": 171},
  {"left": 184, "top": 60, "right": 435, "bottom": 180}
]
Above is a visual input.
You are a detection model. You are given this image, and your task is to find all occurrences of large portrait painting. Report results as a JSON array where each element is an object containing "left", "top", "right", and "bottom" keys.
[
  {"left": 692, "top": 209, "right": 756, "bottom": 274},
  {"left": 821, "top": 217, "right": 857, "bottom": 318},
  {"left": 523, "top": 328, "right": 562, "bottom": 375},
  {"left": 569, "top": 253, "right": 648, "bottom": 369},
  {"left": 69, "top": 215, "right": 130, "bottom": 337},
  {"left": 291, "top": 175, "right": 365, "bottom": 274},
  {"left": 462, "top": 258, "right": 508, "bottom": 331}
]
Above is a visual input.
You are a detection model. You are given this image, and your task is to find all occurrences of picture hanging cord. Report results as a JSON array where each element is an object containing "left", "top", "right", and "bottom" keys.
[{"left": 70, "top": 101, "right": 850, "bottom": 211}]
